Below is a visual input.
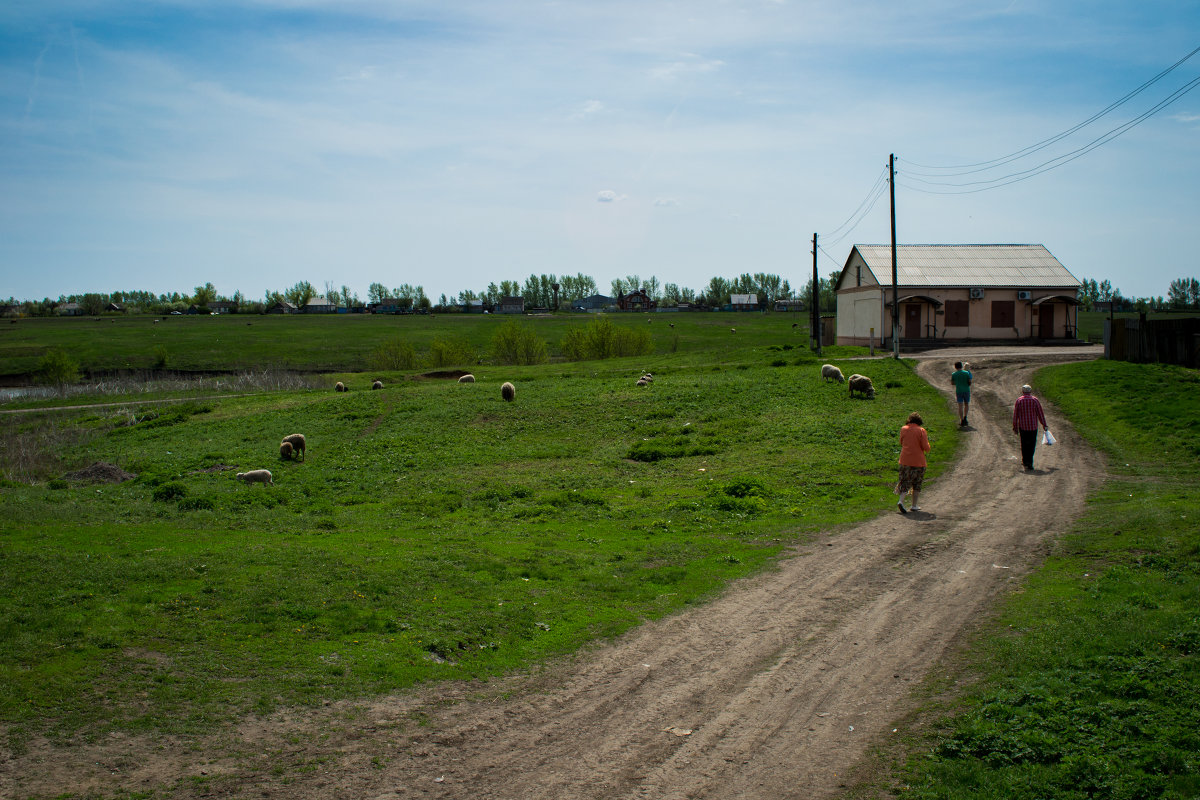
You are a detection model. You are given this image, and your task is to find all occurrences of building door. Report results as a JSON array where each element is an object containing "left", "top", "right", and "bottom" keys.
[
  {"left": 1039, "top": 304, "right": 1055, "bottom": 339},
  {"left": 905, "top": 304, "right": 921, "bottom": 339}
]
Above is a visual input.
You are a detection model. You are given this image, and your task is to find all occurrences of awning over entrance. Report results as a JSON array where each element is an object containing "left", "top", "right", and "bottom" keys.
[
  {"left": 886, "top": 294, "right": 944, "bottom": 308},
  {"left": 1032, "top": 294, "right": 1080, "bottom": 305}
]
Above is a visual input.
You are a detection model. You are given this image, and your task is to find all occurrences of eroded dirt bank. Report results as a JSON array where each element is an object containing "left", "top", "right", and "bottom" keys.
[{"left": 3, "top": 348, "right": 1107, "bottom": 799}]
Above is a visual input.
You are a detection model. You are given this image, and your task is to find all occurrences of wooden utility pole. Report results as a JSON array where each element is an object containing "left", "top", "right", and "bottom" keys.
[
  {"left": 812, "top": 232, "right": 821, "bottom": 355},
  {"left": 890, "top": 153, "right": 899, "bottom": 359}
]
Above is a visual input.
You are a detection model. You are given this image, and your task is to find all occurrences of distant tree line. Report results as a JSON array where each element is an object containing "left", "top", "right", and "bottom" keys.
[
  {"left": 1076, "top": 276, "right": 1200, "bottom": 314},
  {"left": 7, "top": 273, "right": 1196, "bottom": 318}
]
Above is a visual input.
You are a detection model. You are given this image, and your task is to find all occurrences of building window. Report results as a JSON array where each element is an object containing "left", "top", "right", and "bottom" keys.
[
  {"left": 944, "top": 300, "right": 969, "bottom": 327},
  {"left": 856, "top": 266, "right": 861, "bottom": 286},
  {"left": 991, "top": 300, "right": 1015, "bottom": 328}
]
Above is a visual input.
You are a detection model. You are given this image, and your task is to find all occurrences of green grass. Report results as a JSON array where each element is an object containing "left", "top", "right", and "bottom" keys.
[
  {"left": 0, "top": 311, "right": 828, "bottom": 379},
  {"left": 896, "top": 360, "right": 1200, "bottom": 799},
  {"left": 0, "top": 316, "right": 949, "bottom": 748}
]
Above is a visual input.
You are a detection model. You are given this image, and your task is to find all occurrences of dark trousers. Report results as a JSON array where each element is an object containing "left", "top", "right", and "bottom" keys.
[{"left": 1019, "top": 428, "right": 1038, "bottom": 468}]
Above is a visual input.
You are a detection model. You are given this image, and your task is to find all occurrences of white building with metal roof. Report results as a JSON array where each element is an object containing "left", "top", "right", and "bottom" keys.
[{"left": 834, "top": 244, "right": 1082, "bottom": 346}]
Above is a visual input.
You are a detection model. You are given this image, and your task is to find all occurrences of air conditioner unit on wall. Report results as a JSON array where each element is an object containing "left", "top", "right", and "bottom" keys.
[
  {"left": 969, "top": 288, "right": 985, "bottom": 299},
  {"left": 1017, "top": 290, "right": 1032, "bottom": 300}
]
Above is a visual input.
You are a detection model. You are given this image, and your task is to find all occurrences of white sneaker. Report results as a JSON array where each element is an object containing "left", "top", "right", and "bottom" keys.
[{"left": 910, "top": 506, "right": 921, "bottom": 512}]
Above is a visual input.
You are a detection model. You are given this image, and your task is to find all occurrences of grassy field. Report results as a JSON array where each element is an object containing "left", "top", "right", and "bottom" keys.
[
  {"left": 892, "top": 360, "right": 1200, "bottom": 799},
  {"left": 0, "top": 310, "right": 822, "bottom": 379},
  {"left": 0, "top": 313, "right": 958, "bottom": 748}
]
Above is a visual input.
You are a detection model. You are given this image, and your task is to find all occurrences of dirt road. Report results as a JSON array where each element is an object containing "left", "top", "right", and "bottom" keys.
[{"left": 5, "top": 348, "right": 1107, "bottom": 799}]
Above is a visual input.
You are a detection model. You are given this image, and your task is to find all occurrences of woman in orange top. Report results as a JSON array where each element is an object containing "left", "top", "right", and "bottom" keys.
[{"left": 896, "top": 411, "right": 931, "bottom": 514}]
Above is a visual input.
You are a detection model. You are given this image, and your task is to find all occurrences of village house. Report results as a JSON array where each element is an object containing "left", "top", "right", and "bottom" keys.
[
  {"left": 616, "top": 289, "right": 656, "bottom": 312},
  {"left": 208, "top": 300, "right": 237, "bottom": 314},
  {"left": 498, "top": 296, "right": 525, "bottom": 314},
  {"left": 571, "top": 294, "right": 614, "bottom": 312},
  {"left": 834, "top": 244, "right": 1082, "bottom": 347},
  {"left": 268, "top": 299, "right": 298, "bottom": 314},
  {"left": 305, "top": 296, "right": 337, "bottom": 314},
  {"left": 730, "top": 293, "right": 761, "bottom": 312},
  {"left": 57, "top": 302, "right": 83, "bottom": 316}
]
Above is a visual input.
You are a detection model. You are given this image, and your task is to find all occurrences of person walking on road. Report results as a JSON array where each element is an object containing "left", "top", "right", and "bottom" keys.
[
  {"left": 895, "top": 411, "right": 931, "bottom": 514},
  {"left": 950, "top": 361, "right": 973, "bottom": 426},
  {"left": 1012, "top": 384, "right": 1050, "bottom": 471}
]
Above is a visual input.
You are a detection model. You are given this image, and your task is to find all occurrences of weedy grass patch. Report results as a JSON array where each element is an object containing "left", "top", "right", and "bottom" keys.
[
  {"left": 0, "top": 319, "right": 952, "bottom": 746},
  {"left": 896, "top": 360, "right": 1200, "bottom": 800}
]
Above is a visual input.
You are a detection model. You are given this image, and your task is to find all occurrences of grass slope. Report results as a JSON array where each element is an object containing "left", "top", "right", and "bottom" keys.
[
  {"left": 895, "top": 360, "right": 1200, "bottom": 800},
  {"left": 1, "top": 317, "right": 953, "bottom": 748}
]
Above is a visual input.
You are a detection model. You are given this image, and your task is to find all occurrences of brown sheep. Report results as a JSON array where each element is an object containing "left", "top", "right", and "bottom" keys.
[
  {"left": 281, "top": 433, "right": 306, "bottom": 460},
  {"left": 501, "top": 381, "right": 516, "bottom": 401}
]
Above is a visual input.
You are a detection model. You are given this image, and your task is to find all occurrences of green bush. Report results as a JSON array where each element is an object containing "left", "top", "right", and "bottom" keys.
[
  {"left": 36, "top": 348, "right": 79, "bottom": 390},
  {"left": 560, "top": 316, "right": 653, "bottom": 361},
  {"left": 152, "top": 482, "right": 187, "bottom": 502},
  {"left": 428, "top": 336, "right": 476, "bottom": 367},
  {"left": 369, "top": 338, "right": 417, "bottom": 371},
  {"left": 178, "top": 496, "right": 214, "bottom": 511},
  {"left": 490, "top": 320, "right": 548, "bottom": 366},
  {"left": 152, "top": 345, "right": 170, "bottom": 370}
]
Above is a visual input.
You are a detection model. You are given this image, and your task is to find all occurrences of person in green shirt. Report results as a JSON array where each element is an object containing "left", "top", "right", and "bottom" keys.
[{"left": 950, "top": 361, "right": 973, "bottom": 426}]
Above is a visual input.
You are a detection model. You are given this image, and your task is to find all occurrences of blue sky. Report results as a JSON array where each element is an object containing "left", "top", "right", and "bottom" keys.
[{"left": 2, "top": 1, "right": 1197, "bottom": 303}]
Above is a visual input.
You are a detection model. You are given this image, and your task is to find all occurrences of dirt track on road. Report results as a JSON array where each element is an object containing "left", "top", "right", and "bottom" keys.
[{"left": 5, "top": 348, "right": 1108, "bottom": 799}]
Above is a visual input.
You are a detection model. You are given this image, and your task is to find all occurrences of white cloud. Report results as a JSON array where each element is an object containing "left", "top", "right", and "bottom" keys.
[
  {"left": 654, "top": 197, "right": 678, "bottom": 207},
  {"left": 597, "top": 190, "right": 626, "bottom": 202}
]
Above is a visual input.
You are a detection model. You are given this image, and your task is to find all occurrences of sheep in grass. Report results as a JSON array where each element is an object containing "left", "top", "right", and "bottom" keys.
[
  {"left": 279, "top": 441, "right": 294, "bottom": 460},
  {"left": 458, "top": 374, "right": 475, "bottom": 384},
  {"left": 335, "top": 381, "right": 347, "bottom": 392},
  {"left": 848, "top": 374, "right": 876, "bottom": 399},
  {"left": 372, "top": 380, "right": 383, "bottom": 390},
  {"left": 641, "top": 373, "right": 654, "bottom": 383},
  {"left": 730, "top": 328, "right": 736, "bottom": 333},
  {"left": 281, "top": 433, "right": 306, "bottom": 460},
  {"left": 236, "top": 469, "right": 274, "bottom": 486},
  {"left": 501, "top": 381, "right": 516, "bottom": 402},
  {"left": 821, "top": 364, "right": 845, "bottom": 383},
  {"left": 636, "top": 378, "right": 649, "bottom": 387}
]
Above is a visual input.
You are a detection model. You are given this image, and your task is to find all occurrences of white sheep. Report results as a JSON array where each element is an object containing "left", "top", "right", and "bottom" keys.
[
  {"left": 636, "top": 378, "right": 649, "bottom": 386},
  {"left": 730, "top": 328, "right": 736, "bottom": 333},
  {"left": 641, "top": 373, "right": 654, "bottom": 382},
  {"left": 501, "top": 381, "right": 516, "bottom": 401},
  {"left": 821, "top": 364, "right": 845, "bottom": 383},
  {"left": 335, "top": 381, "right": 346, "bottom": 392},
  {"left": 281, "top": 433, "right": 306, "bottom": 460},
  {"left": 236, "top": 469, "right": 273, "bottom": 485},
  {"left": 458, "top": 374, "right": 475, "bottom": 383},
  {"left": 279, "top": 441, "right": 294, "bottom": 460},
  {"left": 848, "top": 374, "right": 876, "bottom": 399},
  {"left": 371, "top": 380, "right": 383, "bottom": 390}
]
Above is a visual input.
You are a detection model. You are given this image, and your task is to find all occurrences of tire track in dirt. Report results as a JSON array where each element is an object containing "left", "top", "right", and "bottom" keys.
[{"left": 3, "top": 349, "right": 1107, "bottom": 800}]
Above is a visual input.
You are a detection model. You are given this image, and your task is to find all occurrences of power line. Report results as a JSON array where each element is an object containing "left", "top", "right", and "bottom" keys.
[
  {"left": 899, "top": 44, "right": 1200, "bottom": 176},
  {"left": 899, "top": 72, "right": 1200, "bottom": 194},
  {"left": 819, "top": 166, "right": 889, "bottom": 246}
]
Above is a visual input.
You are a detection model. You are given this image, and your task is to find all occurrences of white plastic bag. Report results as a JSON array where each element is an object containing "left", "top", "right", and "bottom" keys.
[{"left": 1043, "top": 429, "right": 1056, "bottom": 446}]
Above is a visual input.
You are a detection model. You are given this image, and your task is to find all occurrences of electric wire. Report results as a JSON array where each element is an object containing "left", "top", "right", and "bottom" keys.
[
  {"left": 819, "top": 166, "right": 889, "bottom": 247},
  {"left": 899, "top": 44, "right": 1200, "bottom": 176},
  {"left": 899, "top": 72, "right": 1200, "bottom": 194}
]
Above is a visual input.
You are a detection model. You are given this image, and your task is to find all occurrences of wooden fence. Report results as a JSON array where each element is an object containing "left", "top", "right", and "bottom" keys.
[{"left": 1105, "top": 316, "right": 1200, "bottom": 367}]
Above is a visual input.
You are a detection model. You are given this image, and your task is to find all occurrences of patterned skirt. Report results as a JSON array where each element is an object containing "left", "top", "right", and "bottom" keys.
[{"left": 895, "top": 464, "right": 926, "bottom": 495}]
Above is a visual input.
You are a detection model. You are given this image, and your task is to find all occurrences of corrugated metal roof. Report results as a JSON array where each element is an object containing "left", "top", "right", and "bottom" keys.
[{"left": 851, "top": 244, "right": 1080, "bottom": 288}]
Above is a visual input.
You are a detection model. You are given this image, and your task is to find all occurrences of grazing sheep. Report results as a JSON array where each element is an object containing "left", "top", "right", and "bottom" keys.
[
  {"left": 281, "top": 433, "right": 306, "bottom": 460},
  {"left": 236, "top": 469, "right": 273, "bottom": 485},
  {"left": 669, "top": 323, "right": 675, "bottom": 328},
  {"left": 821, "top": 364, "right": 845, "bottom": 383},
  {"left": 335, "top": 381, "right": 346, "bottom": 392},
  {"left": 848, "top": 374, "right": 876, "bottom": 399},
  {"left": 372, "top": 380, "right": 383, "bottom": 390},
  {"left": 792, "top": 322, "right": 798, "bottom": 329},
  {"left": 501, "top": 381, "right": 516, "bottom": 402},
  {"left": 730, "top": 328, "right": 736, "bottom": 333},
  {"left": 458, "top": 374, "right": 475, "bottom": 383},
  {"left": 641, "top": 373, "right": 654, "bottom": 383},
  {"left": 280, "top": 441, "right": 294, "bottom": 460},
  {"left": 636, "top": 378, "right": 649, "bottom": 386}
]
